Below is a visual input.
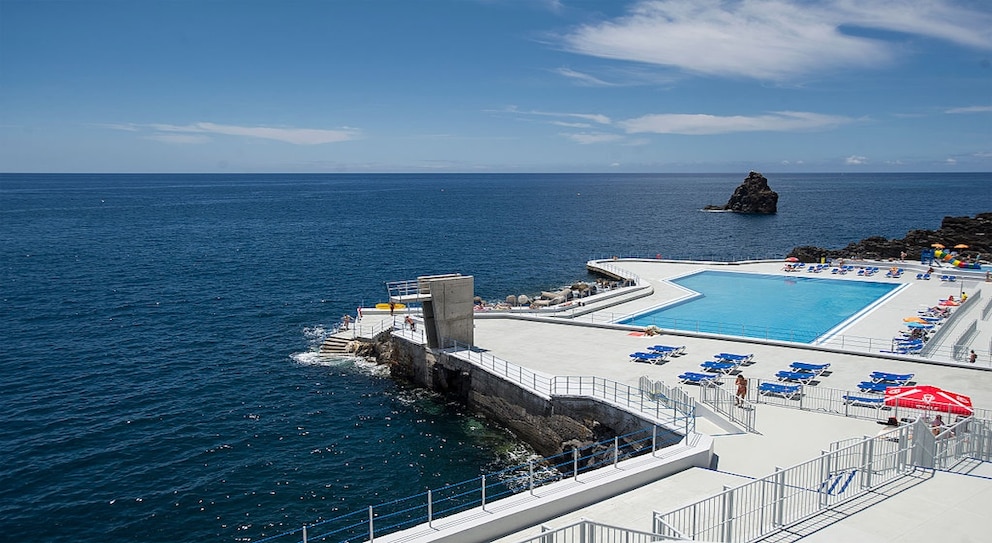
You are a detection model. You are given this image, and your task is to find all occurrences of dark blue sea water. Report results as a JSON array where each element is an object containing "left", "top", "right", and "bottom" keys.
[{"left": 1, "top": 172, "right": 989, "bottom": 542}]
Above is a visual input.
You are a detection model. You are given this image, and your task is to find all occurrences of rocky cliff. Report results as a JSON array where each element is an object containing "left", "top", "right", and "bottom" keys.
[
  {"left": 789, "top": 213, "right": 992, "bottom": 263},
  {"left": 705, "top": 171, "right": 779, "bottom": 214}
]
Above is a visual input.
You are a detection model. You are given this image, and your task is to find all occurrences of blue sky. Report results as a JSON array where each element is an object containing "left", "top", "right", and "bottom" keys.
[{"left": 1, "top": 0, "right": 990, "bottom": 173}]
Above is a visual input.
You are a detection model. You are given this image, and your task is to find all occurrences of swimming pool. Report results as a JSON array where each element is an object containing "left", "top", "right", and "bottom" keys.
[{"left": 619, "top": 270, "right": 901, "bottom": 343}]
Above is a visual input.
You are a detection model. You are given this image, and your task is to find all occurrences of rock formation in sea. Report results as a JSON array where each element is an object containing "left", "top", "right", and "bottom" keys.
[
  {"left": 789, "top": 213, "right": 992, "bottom": 263},
  {"left": 704, "top": 171, "right": 779, "bottom": 214}
]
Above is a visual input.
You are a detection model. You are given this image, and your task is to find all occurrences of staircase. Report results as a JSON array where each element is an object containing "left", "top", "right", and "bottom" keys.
[{"left": 319, "top": 335, "right": 352, "bottom": 356}]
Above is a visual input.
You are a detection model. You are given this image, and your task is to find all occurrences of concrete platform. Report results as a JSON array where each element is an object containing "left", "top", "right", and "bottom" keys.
[{"left": 470, "top": 259, "right": 991, "bottom": 542}]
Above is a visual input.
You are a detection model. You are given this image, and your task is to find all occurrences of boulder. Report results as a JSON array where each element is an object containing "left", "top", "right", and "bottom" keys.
[{"left": 705, "top": 171, "right": 778, "bottom": 214}]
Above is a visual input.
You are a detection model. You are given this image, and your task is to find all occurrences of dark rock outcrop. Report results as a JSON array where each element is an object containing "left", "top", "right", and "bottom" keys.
[
  {"left": 705, "top": 171, "right": 778, "bottom": 214},
  {"left": 789, "top": 213, "right": 992, "bottom": 263}
]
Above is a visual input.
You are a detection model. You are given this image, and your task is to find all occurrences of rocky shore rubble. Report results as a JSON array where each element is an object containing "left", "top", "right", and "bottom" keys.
[{"left": 789, "top": 213, "right": 991, "bottom": 263}]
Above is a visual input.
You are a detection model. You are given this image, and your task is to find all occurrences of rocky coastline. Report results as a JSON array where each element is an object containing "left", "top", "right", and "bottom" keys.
[{"left": 789, "top": 213, "right": 992, "bottom": 264}]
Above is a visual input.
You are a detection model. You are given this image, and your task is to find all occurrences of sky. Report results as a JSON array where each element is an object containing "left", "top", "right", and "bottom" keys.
[{"left": 1, "top": 0, "right": 990, "bottom": 173}]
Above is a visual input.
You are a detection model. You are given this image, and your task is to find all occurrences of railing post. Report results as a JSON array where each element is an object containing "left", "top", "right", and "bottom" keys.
[
  {"left": 369, "top": 505, "right": 375, "bottom": 542},
  {"left": 773, "top": 467, "right": 784, "bottom": 527},
  {"left": 573, "top": 448, "right": 579, "bottom": 481},
  {"left": 819, "top": 451, "right": 830, "bottom": 507},
  {"left": 302, "top": 524, "right": 308, "bottom": 543},
  {"left": 652, "top": 426, "right": 657, "bottom": 454},
  {"left": 481, "top": 475, "right": 486, "bottom": 510},
  {"left": 427, "top": 489, "right": 433, "bottom": 527},
  {"left": 722, "top": 485, "right": 734, "bottom": 542},
  {"left": 613, "top": 436, "right": 619, "bottom": 467},
  {"left": 529, "top": 460, "right": 534, "bottom": 494}
]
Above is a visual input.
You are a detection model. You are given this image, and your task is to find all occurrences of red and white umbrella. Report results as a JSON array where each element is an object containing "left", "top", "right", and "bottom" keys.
[{"left": 884, "top": 385, "right": 973, "bottom": 416}]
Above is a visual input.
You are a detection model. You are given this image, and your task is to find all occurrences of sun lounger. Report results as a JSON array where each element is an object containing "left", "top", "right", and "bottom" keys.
[
  {"left": 775, "top": 370, "right": 818, "bottom": 384},
  {"left": 879, "top": 346, "right": 923, "bottom": 355},
  {"left": 648, "top": 344, "right": 686, "bottom": 356},
  {"left": 858, "top": 381, "right": 896, "bottom": 394},
  {"left": 758, "top": 382, "right": 802, "bottom": 400},
  {"left": 714, "top": 352, "right": 753, "bottom": 364},
  {"left": 843, "top": 395, "right": 885, "bottom": 408},
  {"left": 869, "top": 371, "right": 913, "bottom": 384},
  {"left": 789, "top": 362, "right": 830, "bottom": 375},
  {"left": 630, "top": 352, "right": 668, "bottom": 364},
  {"left": 678, "top": 372, "right": 719, "bottom": 386},
  {"left": 700, "top": 360, "right": 738, "bottom": 374}
]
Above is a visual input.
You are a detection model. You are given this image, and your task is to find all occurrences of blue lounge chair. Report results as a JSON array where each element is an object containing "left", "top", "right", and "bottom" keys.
[
  {"left": 775, "top": 370, "right": 817, "bottom": 384},
  {"left": 880, "top": 346, "right": 923, "bottom": 355},
  {"left": 790, "top": 362, "right": 830, "bottom": 375},
  {"left": 648, "top": 344, "right": 686, "bottom": 356},
  {"left": 630, "top": 352, "right": 668, "bottom": 364},
  {"left": 758, "top": 382, "right": 802, "bottom": 400},
  {"left": 869, "top": 371, "right": 913, "bottom": 384},
  {"left": 700, "top": 360, "right": 738, "bottom": 374},
  {"left": 842, "top": 395, "right": 885, "bottom": 408},
  {"left": 714, "top": 352, "right": 753, "bottom": 364},
  {"left": 678, "top": 372, "right": 719, "bottom": 386},
  {"left": 858, "top": 381, "right": 895, "bottom": 394}
]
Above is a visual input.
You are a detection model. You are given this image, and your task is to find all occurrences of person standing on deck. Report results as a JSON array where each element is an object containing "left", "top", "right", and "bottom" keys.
[{"left": 735, "top": 374, "right": 748, "bottom": 406}]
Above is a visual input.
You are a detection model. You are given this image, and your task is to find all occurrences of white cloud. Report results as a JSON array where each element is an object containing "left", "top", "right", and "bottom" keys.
[
  {"left": 945, "top": 157, "right": 958, "bottom": 164},
  {"left": 619, "top": 111, "right": 853, "bottom": 135},
  {"left": 497, "top": 105, "right": 612, "bottom": 125},
  {"left": 109, "top": 122, "right": 360, "bottom": 145},
  {"left": 550, "top": 121, "right": 592, "bottom": 128},
  {"left": 554, "top": 67, "right": 617, "bottom": 86},
  {"left": 562, "top": 132, "right": 625, "bottom": 144},
  {"left": 154, "top": 122, "right": 360, "bottom": 144},
  {"left": 945, "top": 105, "right": 992, "bottom": 114},
  {"left": 145, "top": 133, "right": 211, "bottom": 144},
  {"left": 845, "top": 155, "right": 869, "bottom": 165},
  {"left": 560, "top": 0, "right": 992, "bottom": 81}
]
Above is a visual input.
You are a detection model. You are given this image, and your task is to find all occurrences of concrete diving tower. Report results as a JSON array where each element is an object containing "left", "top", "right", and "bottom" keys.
[{"left": 385, "top": 274, "right": 474, "bottom": 350}]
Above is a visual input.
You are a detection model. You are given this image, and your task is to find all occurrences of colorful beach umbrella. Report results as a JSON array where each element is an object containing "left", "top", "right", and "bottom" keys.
[
  {"left": 785, "top": 257, "right": 799, "bottom": 262},
  {"left": 884, "top": 385, "right": 973, "bottom": 416},
  {"left": 903, "top": 316, "right": 928, "bottom": 323},
  {"left": 931, "top": 243, "right": 945, "bottom": 249},
  {"left": 954, "top": 244, "right": 969, "bottom": 249}
]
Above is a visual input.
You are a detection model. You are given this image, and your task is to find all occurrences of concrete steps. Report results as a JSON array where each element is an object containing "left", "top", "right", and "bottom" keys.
[{"left": 319, "top": 335, "right": 351, "bottom": 356}]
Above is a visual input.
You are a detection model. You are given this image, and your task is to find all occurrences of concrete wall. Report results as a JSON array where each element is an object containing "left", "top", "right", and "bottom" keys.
[{"left": 421, "top": 275, "right": 474, "bottom": 348}]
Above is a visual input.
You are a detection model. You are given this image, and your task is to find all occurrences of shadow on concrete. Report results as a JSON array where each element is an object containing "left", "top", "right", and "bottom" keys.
[{"left": 752, "top": 469, "right": 934, "bottom": 543}]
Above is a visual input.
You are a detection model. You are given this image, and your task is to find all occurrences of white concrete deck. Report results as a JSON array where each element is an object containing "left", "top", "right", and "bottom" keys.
[
  {"left": 347, "top": 259, "right": 992, "bottom": 542},
  {"left": 470, "top": 259, "right": 992, "bottom": 542}
]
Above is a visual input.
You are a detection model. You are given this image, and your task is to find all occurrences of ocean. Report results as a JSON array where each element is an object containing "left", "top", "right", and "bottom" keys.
[{"left": 1, "top": 172, "right": 988, "bottom": 542}]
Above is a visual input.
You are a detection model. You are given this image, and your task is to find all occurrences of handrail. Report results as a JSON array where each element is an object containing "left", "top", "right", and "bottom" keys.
[
  {"left": 748, "top": 378, "right": 992, "bottom": 421},
  {"left": 250, "top": 426, "right": 680, "bottom": 543},
  {"left": 441, "top": 338, "right": 696, "bottom": 434},
  {"left": 653, "top": 422, "right": 920, "bottom": 541}
]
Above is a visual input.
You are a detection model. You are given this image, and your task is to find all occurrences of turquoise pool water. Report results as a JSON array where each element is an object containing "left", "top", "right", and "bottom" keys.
[{"left": 620, "top": 270, "right": 901, "bottom": 343}]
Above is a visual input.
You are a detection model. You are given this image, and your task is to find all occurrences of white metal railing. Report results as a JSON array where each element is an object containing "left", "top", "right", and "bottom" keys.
[
  {"left": 652, "top": 423, "right": 920, "bottom": 542},
  {"left": 698, "top": 381, "right": 756, "bottom": 432},
  {"left": 748, "top": 379, "right": 992, "bottom": 421},
  {"left": 442, "top": 338, "right": 696, "bottom": 435},
  {"left": 512, "top": 519, "right": 676, "bottom": 543}
]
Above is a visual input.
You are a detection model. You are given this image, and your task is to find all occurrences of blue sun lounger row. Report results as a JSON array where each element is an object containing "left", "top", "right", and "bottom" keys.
[
  {"left": 629, "top": 352, "right": 668, "bottom": 364},
  {"left": 714, "top": 352, "right": 753, "bottom": 364},
  {"left": 776, "top": 370, "right": 818, "bottom": 385},
  {"left": 842, "top": 395, "right": 885, "bottom": 408},
  {"left": 758, "top": 382, "right": 801, "bottom": 400},
  {"left": 789, "top": 361, "right": 830, "bottom": 375},
  {"left": 858, "top": 381, "right": 897, "bottom": 394},
  {"left": 678, "top": 372, "right": 719, "bottom": 386},
  {"left": 700, "top": 360, "right": 739, "bottom": 374},
  {"left": 869, "top": 371, "right": 913, "bottom": 385},
  {"left": 649, "top": 344, "right": 686, "bottom": 356}
]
